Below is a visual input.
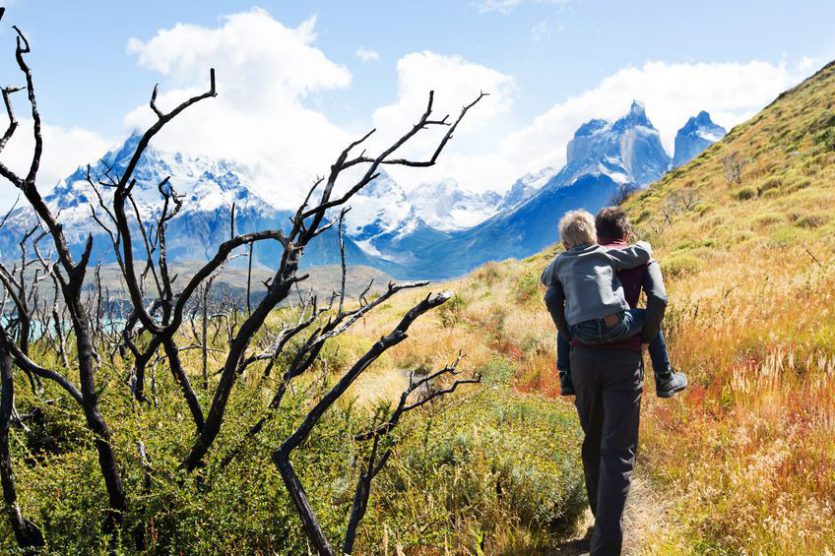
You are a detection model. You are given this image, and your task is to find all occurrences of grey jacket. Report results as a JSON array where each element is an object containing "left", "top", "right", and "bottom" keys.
[
  {"left": 544, "top": 259, "right": 668, "bottom": 345},
  {"left": 540, "top": 241, "right": 652, "bottom": 326}
]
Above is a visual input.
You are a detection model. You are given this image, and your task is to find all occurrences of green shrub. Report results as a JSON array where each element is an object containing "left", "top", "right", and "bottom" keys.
[
  {"left": 697, "top": 203, "right": 717, "bottom": 216},
  {"left": 372, "top": 390, "right": 586, "bottom": 552},
  {"left": 733, "top": 186, "right": 757, "bottom": 200},
  {"left": 663, "top": 254, "right": 701, "bottom": 278},
  {"left": 769, "top": 227, "right": 801, "bottom": 246},
  {"left": 438, "top": 294, "right": 468, "bottom": 328},
  {"left": 751, "top": 213, "right": 785, "bottom": 228},
  {"left": 513, "top": 271, "right": 541, "bottom": 305},
  {"left": 480, "top": 356, "right": 517, "bottom": 387},
  {"left": 786, "top": 178, "right": 812, "bottom": 192},
  {"left": 815, "top": 127, "right": 835, "bottom": 151},
  {"left": 757, "top": 176, "right": 782, "bottom": 195},
  {"left": 795, "top": 213, "right": 829, "bottom": 228}
]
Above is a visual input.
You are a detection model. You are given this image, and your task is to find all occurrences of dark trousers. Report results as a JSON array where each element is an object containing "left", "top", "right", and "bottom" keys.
[
  {"left": 570, "top": 346, "right": 643, "bottom": 555},
  {"left": 558, "top": 326, "right": 671, "bottom": 378}
]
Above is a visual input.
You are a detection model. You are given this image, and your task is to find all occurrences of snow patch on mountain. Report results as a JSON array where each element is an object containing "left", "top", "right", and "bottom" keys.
[{"left": 405, "top": 179, "right": 502, "bottom": 231}]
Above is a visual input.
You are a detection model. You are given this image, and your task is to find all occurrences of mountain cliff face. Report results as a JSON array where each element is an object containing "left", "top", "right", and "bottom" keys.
[
  {"left": 672, "top": 111, "right": 726, "bottom": 167},
  {"left": 557, "top": 100, "right": 671, "bottom": 186}
]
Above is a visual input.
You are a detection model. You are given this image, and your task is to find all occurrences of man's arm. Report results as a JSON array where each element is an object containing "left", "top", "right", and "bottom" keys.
[
  {"left": 641, "top": 259, "right": 668, "bottom": 343},
  {"left": 543, "top": 280, "right": 571, "bottom": 341},
  {"left": 606, "top": 241, "right": 653, "bottom": 271}
]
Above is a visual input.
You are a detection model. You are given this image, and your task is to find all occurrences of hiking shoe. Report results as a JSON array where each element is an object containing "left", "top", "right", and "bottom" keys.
[
  {"left": 559, "top": 370, "right": 575, "bottom": 396},
  {"left": 656, "top": 370, "right": 687, "bottom": 398}
]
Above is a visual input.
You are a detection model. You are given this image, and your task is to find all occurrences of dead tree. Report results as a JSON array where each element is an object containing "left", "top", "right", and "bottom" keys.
[
  {"left": 184, "top": 90, "right": 485, "bottom": 471},
  {"left": 343, "top": 355, "right": 479, "bottom": 554},
  {"left": 0, "top": 294, "right": 44, "bottom": 552},
  {"left": 0, "top": 10, "right": 126, "bottom": 536},
  {"left": 721, "top": 152, "right": 745, "bottom": 185}
]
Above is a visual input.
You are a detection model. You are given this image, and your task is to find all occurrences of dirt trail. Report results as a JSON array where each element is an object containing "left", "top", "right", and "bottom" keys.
[{"left": 546, "top": 474, "right": 687, "bottom": 555}]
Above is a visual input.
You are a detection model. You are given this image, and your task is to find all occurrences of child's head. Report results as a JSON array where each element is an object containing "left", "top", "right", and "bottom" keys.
[
  {"left": 559, "top": 209, "right": 597, "bottom": 249},
  {"left": 595, "top": 206, "right": 631, "bottom": 241}
]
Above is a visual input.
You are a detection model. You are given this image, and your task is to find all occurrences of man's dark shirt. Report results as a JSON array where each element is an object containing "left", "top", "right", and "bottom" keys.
[{"left": 543, "top": 237, "right": 668, "bottom": 353}]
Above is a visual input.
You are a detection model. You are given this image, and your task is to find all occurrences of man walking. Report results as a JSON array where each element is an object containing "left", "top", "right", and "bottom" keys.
[{"left": 542, "top": 207, "right": 673, "bottom": 554}]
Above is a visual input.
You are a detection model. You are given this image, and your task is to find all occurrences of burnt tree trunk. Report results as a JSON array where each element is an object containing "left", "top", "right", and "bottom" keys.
[{"left": 0, "top": 340, "right": 44, "bottom": 551}]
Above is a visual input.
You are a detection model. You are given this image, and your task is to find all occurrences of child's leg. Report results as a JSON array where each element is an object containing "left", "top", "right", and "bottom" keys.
[
  {"left": 647, "top": 329, "right": 673, "bottom": 378},
  {"left": 557, "top": 333, "right": 571, "bottom": 373},
  {"left": 556, "top": 333, "right": 574, "bottom": 396},
  {"left": 596, "top": 308, "right": 646, "bottom": 343}
]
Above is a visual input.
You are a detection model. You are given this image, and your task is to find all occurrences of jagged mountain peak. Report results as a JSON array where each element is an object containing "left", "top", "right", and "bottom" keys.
[
  {"left": 560, "top": 101, "right": 670, "bottom": 187},
  {"left": 673, "top": 111, "right": 726, "bottom": 167},
  {"left": 611, "top": 99, "right": 653, "bottom": 131}
]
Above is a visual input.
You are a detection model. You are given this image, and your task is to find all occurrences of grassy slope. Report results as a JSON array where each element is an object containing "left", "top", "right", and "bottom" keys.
[
  {"left": 348, "top": 61, "right": 835, "bottom": 553},
  {"left": 619, "top": 62, "right": 835, "bottom": 552}
]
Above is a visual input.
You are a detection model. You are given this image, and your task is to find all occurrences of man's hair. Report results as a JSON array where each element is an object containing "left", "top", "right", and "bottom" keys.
[
  {"left": 595, "top": 206, "right": 631, "bottom": 240},
  {"left": 559, "top": 209, "right": 597, "bottom": 247}
]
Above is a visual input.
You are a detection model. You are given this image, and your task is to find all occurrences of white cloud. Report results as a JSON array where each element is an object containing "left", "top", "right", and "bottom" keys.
[
  {"left": 0, "top": 120, "right": 111, "bottom": 206},
  {"left": 473, "top": 0, "right": 572, "bottom": 15},
  {"left": 368, "top": 51, "right": 516, "bottom": 191},
  {"left": 355, "top": 46, "right": 380, "bottom": 63},
  {"left": 124, "top": 8, "right": 353, "bottom": 208}
]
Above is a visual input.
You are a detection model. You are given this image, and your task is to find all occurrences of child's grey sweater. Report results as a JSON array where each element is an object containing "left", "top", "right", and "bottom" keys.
[{"left": 540, "top": 241, "right": 653, "bottom": 326}]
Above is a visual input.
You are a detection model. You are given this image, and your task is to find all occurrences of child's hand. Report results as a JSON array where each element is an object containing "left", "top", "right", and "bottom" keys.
[{"left": 641, "top": 343, "right": 649, "bottom": 353}]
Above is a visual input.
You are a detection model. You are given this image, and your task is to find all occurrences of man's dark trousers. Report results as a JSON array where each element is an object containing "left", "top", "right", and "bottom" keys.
[{"left": 570, "top": 346, "right": 643, "bottom": 555}]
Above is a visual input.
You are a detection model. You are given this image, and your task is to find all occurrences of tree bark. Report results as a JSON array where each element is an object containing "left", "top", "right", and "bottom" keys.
[{"left": 0, "top": 341, "right": 44, "bottom": 551}]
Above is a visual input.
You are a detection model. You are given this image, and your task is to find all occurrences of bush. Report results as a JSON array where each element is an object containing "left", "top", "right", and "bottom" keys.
[
  {"left": 663, "top": 254, "right": 701, "bottom": 278},
  {"left": 480, "top": 356, "right": 517, "bottom": 387},
  {"left": 751, "top": 212, "right": 785, "bottom": 229},
  {"left": 795, "top": 213, "right": 829, "bottom": 228},
  {"left": 371, "top": 389, "right": 586, "bottom": 552},
  {"left": 757, "top": 176, "right": 782, "bottom": 195},
  {"left": 513, "top": 271, "right": 541, "bottom": 305},
  {"left": 733, "top": 186, "right": 757, "bottom": 200},
  {"left": 769, "top": 227, "right": 800, "bottom": 246},
  {"left": 437, "top": 294, "right": 468, "bottom": 328}
]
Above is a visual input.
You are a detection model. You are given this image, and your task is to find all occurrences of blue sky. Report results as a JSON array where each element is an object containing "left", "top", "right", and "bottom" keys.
[{"left": 0, "top": 0, "right": 833, "bottom": 208}]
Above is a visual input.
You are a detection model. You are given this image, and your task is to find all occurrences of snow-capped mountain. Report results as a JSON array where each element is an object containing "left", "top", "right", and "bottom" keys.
[
  {"left": 496, "top": 169, "right": 551, "bottom": 212},
  {"left": 0, "top": 133, "right": 392, "bottom": 272},
  {"left": 673, "top": 111, "right": 726, "bottom": 167},
  {"left": 555, "top": 100, "right": 671, "bottom": 187},
  {"left": 345, "top": 171, "right": 547, "bottom": 263},
  {"left": 1, "top": 100, "right": 727, "bottom": 283},
  {"left": 405, "top": 179, "right": 501, "bottom": 231},
  {"left": 39, "top": 133, "right": 273, "bottom": 244},
  {"left": 401, "top": 101, "right": 673, "bottom": 278}
]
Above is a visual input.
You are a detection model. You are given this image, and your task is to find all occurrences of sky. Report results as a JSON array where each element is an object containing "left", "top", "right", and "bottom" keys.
[{"left": 0, "top": 0, "right": 833, "bottom": 209}]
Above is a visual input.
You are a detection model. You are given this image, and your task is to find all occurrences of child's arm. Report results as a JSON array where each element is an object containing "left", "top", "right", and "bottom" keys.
[
  {"left": 543, "top": 280, "right": 571, "bottom": 341},
  {"left": 540, "top": 256, "right": 558, "bottom": 287},
  {"left": 605, "top": 241, "right": 653, "bottom": 271}
]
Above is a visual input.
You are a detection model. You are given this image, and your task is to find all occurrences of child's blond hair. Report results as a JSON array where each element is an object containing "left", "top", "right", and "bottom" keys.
[{"left": 559, "top": 209, "right": 597, "bottom": 248}]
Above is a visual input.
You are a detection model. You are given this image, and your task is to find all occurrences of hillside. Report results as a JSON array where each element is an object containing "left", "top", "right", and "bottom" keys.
[{"left": 333, "top": 60, "right": 835, "bottom": 552}]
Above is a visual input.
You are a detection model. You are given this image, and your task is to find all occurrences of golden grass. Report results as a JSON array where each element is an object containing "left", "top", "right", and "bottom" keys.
[{"left": 337, "top": 61, "right": 835, "bottom": 553}]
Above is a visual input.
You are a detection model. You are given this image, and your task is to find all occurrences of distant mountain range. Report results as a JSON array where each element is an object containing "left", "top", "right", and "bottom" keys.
[{"left": 0, "top": 102, "right": 725, "bottom": 281}]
